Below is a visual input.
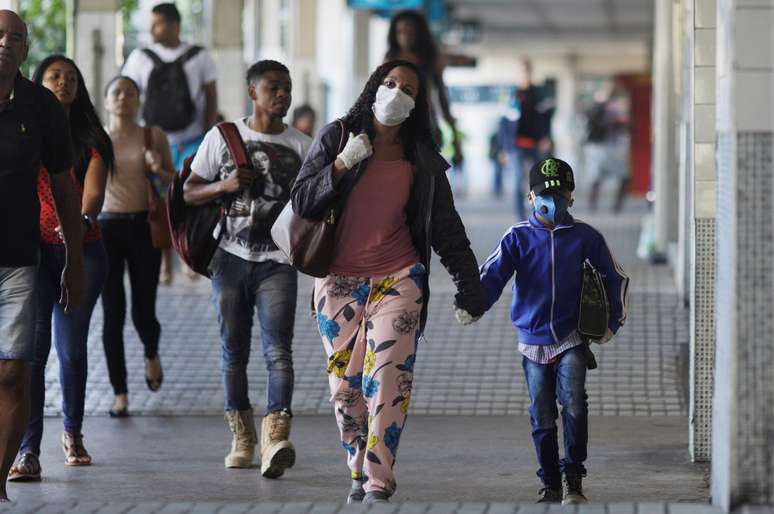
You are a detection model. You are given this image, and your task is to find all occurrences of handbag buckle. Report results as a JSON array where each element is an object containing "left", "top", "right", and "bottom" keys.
[{"left": 326, "top": 210, "right": 336, "bottom": 225}]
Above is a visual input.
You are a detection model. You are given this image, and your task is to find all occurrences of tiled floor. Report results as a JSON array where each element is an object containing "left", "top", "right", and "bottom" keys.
[{"left": 41, "top": 197, "right": 688, "bottom": 417}]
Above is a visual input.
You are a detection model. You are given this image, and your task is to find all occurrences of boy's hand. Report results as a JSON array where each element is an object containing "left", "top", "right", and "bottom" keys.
[
  {"left": 599, "top": 328, "right": 614, "bottom": 344},
  {"left": 455, "top": 307, "right": 480, "bottom": 325}
]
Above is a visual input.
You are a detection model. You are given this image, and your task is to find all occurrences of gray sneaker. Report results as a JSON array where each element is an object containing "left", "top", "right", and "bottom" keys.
[
  {"left": 347, "top": 479, "right": 365, "bottom": 504},
  {"left": 536, "top": 486, "right": 563, "bottom": 503},
  {"left": 562, "top": 474, "right": 588, "bottom": 505},
  {"left": 363, "top": 490, "right": 390, "bottom": 504}
]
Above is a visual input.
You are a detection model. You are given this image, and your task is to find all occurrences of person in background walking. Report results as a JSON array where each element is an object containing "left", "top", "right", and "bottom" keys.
[
  {"left": 184, "top": 60, "right": 311, "bottom": 479},
  {"left": 7, "top": 55, "right": 114, "bottom": 482},
  {"left": 513, "top": 57, "right": 552, "bottom": 218},
  {"left": 121, "top": 2, "right": 218, "bottom": 283},
  {"left": 585, "top": 80, "right": 631, "bottom": 213},
  {"left": 100, "top": 76, "right": 175, "bottom": 418},
  {"left": 291, "top": 60, "right": 487, "bottom": 504},
  {"left": 0, "top": 10, "right": 85, "bottom": 502},
  {"left": 292, "top": 104, "right": 316, "bottom": 138},
  {"left": 384, "top": 10, "right": 472, "bottom": 165}
]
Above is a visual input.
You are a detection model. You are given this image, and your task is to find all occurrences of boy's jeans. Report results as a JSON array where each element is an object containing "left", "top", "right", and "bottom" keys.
[
  {"left": 522, "top": 345, "right": 588, "bottom": 488},
  {"left": 209, "top": 248, "right": 297, "bottom": 414}
]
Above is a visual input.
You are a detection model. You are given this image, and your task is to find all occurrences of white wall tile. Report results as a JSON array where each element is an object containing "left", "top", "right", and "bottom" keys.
[
  {"left": 696, "top": 0, "right": 718, "bottom": 28},
  {"left": 734, "top": 71, "right": 774, "bottom": 131},
  {"left": 734, "top": 8, "right": 774, "bottom": 69},
  {"left": 695, "top": 180, "right": 718, "bottom": 218},
  {"left": 695, "top": 104, "right": 717, "bottom": 143},
  {"left": 695, "top": 66, "right": 717, "bottom": 104},
  {"left": 695, "top": 29, "right": 717, "bottom": 66},
  {"left": 695, "top": 143, "right": 717, "bottom": 181}
]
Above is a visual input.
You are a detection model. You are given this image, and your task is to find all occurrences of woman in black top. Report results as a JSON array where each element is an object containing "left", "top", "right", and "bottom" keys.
[{"left": 291, "top": 60, "right": 486, "bottom": 504}]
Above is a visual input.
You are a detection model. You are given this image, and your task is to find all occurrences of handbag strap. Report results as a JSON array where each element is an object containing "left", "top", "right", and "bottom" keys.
[{"left": 143, "top": 127, "right": 160, "bottom": 200}]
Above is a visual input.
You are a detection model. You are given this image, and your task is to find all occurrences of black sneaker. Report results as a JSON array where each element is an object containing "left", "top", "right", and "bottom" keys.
[
  {"left": 562, "top": 474, "right": 588, "bottom": 505},
  {"left": 536, "top": 486, "right": 563, "bottom": 503},
  {"left": 347, "top": 479, "right": 365, "bottom": 504},
  {"left": 362, "top": 490, "right": 390, "bottom": 504}
]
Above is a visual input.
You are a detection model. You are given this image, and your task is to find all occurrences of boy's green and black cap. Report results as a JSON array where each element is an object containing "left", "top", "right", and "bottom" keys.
[{"left": 529, "top": 157, "right": 575, "bottom": 195}]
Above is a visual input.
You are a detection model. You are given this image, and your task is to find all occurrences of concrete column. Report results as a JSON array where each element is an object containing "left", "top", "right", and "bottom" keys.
[
  {"left": 213, "top": 0, "right": 246, "bottom": 120},
  {"left": 686, "top": 0, "right": 718, "bottom": 464},
  {"left": 712, "top": 0, "right": 774, "bottom": 509},
  {"left": 316, "top": 0, "right": 370, "bottom": 123},
  {"left": 0, "top": 1, "right": 19, "bottom": 11},
  {"left": 652, "top": 0, "right": 678, "bottom": 257},
  {"left": 73, "top": 0, "right": 120, "bottom": 119}
]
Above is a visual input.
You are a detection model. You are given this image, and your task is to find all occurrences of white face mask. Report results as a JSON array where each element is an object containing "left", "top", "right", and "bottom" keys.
[{"left": 372, "top": 85, "right": 415, "bottom": 127}]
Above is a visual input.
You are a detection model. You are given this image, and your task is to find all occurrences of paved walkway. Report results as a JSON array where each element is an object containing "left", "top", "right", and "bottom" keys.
[
  {"left": 7, "top": 195, "right": 707, "bottom": 510},
  {"left": 4, "top": 416, "right": 707, "bottom": 506},
  {"left": 41, "top": 197, "right": 687, "bottom": 418}
]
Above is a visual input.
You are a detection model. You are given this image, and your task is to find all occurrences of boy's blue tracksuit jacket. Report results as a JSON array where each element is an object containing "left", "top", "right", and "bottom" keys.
[{"left": 479, "top": 213, "right": 629, "bottom": 345}]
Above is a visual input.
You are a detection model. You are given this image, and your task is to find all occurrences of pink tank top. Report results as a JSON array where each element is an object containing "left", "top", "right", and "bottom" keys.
[{"left": 330, "top": 159, "right": 419, "bottom": 277}]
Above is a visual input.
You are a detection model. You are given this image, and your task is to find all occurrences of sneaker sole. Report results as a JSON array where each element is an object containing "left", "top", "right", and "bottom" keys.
[{"left": 261, "top": 446, "right": 295, "bottom": 478}]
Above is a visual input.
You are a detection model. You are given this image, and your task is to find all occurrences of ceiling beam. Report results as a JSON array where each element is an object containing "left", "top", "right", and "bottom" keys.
[
  {"left": 525, "top": 0, "right": 559, "bottom": 34},
  {"left": 601, "top": 0, "right": 620, "bottom": 33}
]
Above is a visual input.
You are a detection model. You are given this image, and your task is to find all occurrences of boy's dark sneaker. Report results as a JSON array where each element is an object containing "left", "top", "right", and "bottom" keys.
[
  {"left": 536, "top": 486, "right": 563, "bottom": 503},
  {"left": 362, "top": 490, "right": 390, "bottom": 504},
  {"left": 562, "top": 474, "right": 588, "bottom": 505},
  {"left": 347, "top": 478, "right": 365, "bottom": 504}
]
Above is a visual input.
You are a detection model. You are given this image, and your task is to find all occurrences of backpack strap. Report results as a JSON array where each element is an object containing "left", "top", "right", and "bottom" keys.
[
  {"left": 176, "top": 45, "right": 203, "bottom": 64},
  {"left": 216, "top": 122, "right": 252, "bottom": 171},
  {"left": 142, "top": 48, "right": 164, "bottom": 67}
]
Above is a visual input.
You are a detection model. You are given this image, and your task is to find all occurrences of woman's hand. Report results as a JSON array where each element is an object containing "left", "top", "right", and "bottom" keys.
[
  {"left": 337, "top": 133, "right": 373, "bottom": 170},
  {"left": 144, "top": 149, "right": 163, "bottom": 174}
]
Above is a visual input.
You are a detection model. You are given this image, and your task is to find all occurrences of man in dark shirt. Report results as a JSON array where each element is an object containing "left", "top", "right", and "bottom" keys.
[
  {"left": 0, "top": 10, "right": 85, "bottom": 501},
  {"left": 513, "top": 57, "right": 552, "bottom": 218}
]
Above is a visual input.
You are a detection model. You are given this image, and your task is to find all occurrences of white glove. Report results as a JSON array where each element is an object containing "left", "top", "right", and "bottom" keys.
[
  {"left": 337, "top": 133, "right": 373, "bottom": 170},
  {"left": 455, "top": 308, "right": 481, "bottom": 326},
  {"left": 599, "top": 328, "right": 614, "bottom": 344}
]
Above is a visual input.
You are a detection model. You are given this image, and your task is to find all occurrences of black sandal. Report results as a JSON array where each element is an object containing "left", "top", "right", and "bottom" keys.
[
  {"left": 8, "top": 453, "right": 41, "bottom": 482},
  {"left": 145, "top": 356, "right": 164, "bottom": 392}
]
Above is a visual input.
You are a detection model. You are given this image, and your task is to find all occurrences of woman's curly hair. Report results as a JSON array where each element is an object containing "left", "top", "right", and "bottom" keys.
[{"left": 342, "top": 60, "right": 436, "bottom": 163}]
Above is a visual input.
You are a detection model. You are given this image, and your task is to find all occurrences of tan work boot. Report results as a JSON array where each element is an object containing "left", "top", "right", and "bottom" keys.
[
  {"left": 224, "top": 409, "right": 257, "bottom": 468},
  {"left": 260, "top": 410, "right": 296, "bottom": 478}
]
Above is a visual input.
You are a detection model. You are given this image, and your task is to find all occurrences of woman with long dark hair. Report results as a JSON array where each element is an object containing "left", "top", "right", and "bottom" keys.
[
  {"left": 384, "top": 10, "right": 470, "bottom": 164},
  {"left": 291, "top": 60, "right": 487, "bottom": 503},
  {"left": 8, "top": 55, "right": 114, "bottom": 480},
  {"left": 100, "top": 76, "right": 174, "bottom": 417}
]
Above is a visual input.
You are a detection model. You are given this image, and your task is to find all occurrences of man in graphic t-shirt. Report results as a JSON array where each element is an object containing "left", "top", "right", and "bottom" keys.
[
  {"left": 122, "top": 2, "right": 218, "bottom": 171},
  {"left": 183, "top": 60, "right": 311, "bottom": 481}
]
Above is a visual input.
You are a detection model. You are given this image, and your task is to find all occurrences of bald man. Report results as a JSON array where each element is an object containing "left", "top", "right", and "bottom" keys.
[{"left": 0, "top": 10, "right": 85, "bottom": 500}]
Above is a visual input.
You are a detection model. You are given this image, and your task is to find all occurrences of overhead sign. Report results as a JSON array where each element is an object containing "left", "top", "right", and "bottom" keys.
[{"left": 348, "top": 0, "right": 423, "bottom": 10}]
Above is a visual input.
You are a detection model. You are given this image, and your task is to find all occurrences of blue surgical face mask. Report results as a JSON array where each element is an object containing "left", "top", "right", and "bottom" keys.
[{"left": 534, "top": 193, "right": 570, "bottom": 225}]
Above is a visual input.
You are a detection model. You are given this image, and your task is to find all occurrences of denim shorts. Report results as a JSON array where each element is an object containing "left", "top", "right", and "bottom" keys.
[{"left": 0, "top": 266, "right": 37, "bottom": 361}]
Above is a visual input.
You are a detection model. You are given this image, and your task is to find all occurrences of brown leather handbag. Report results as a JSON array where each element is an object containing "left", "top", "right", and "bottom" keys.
[
  {"left": 144, "top": 127, "right": 173, "bottom": 249},
  {"left": 271, "top": 120, "right": 350, "bottom": 278}
]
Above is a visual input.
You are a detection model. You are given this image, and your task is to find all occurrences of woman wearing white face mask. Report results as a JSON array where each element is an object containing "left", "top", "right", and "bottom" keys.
[{"left": 291, "top": 61, "right": 487, "bottom": 504}]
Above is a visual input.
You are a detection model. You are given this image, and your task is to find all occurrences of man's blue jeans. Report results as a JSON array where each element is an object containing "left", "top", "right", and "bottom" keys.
[
  {"left": 522, "top": 345, "right": 588, "bottom": 488},
  {"left": 209, "top": 249, "right": 297, "bottom": 414},
  {"left": 22, "top": 241, "right": 107, "bottom": 454}
]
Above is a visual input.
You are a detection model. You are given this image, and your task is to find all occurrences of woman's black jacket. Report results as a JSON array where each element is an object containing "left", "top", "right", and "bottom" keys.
[{"left": 290, "top": 120, "right": 488, "bottom": 332}]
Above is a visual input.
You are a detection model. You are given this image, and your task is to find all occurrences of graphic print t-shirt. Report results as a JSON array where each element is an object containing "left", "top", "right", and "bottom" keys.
[{"left": 190, "top": 119, "right": 311, "bottom": 263}]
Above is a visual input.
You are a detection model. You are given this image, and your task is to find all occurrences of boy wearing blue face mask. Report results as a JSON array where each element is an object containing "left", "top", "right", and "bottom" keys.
[{"left": 460, "top": 157, "right": 629, "bottom": 505}]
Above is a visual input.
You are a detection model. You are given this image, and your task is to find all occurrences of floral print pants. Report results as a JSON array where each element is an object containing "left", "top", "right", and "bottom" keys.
[{"left": 314, "top": 263, "right": 425, "bottom": 496}]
